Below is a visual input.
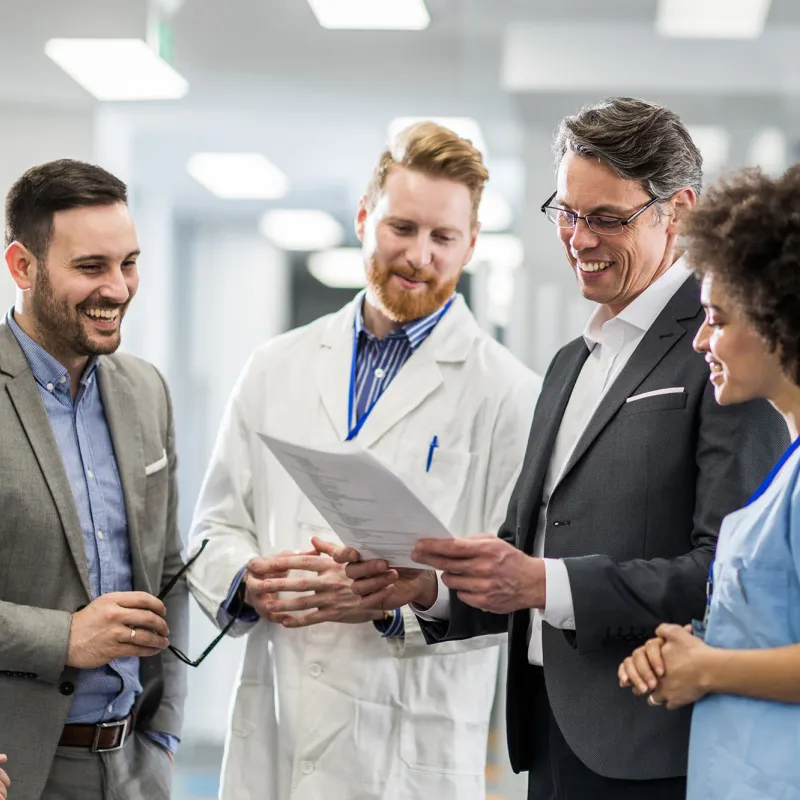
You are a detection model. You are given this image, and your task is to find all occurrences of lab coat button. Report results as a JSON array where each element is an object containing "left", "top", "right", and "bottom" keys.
[
  {"left": 308, "top": 664, "right": 322, "bottom": 678},
  {"left": 300, "top": 761, "right": 314, "bottom": 775}
]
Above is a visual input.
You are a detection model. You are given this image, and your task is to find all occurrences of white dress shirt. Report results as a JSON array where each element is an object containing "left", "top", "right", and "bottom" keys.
[{"left": 419, "top": 258, "right": 694, "bottom": 668}]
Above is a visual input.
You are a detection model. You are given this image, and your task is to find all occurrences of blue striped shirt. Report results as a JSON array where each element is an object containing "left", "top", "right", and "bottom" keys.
[
  {"left": 351, "top": 292, "right": 454, "bottom": 435},
  {"left": 7, "top": 311, "right": 176, "bottom": 752}
]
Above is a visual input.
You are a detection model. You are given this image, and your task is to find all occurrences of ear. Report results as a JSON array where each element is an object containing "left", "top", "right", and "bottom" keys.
[
  {"left": 355, "top": 196, "right": 369, "bottom": 244},
  {"left": 5, "top": 241, "right": 36, "bottom": 290},
  {"left": 665, "top": 187, "right": 697, "bottom": 237},
  {"left": 462, "top": 223, "right": 480, "bottom": 267}
]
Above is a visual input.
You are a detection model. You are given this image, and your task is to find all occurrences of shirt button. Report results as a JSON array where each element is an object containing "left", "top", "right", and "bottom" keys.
[
  {"left": 374, "top": 368, "right": 385, "bottom": 379},
  {"left": 308, "top": 664, "right": 322, "bottom": 678},
  {"left": 107, "top": 704, "right": 114, "bottom": 714},
  {"left": 88, "top": 470, "right": 94, "bottom": 479},
  {"left": 59, "top": 376, "right": 67, "bottom": 384},
  {"left": 300, "top": 761, "right": 314, "bottom": 775},
  {"left": 97, "top": 531, "right": 104, "bottom": 540},
  {"left": 46, "top": 383, "right": 54, "bottom": 392}
]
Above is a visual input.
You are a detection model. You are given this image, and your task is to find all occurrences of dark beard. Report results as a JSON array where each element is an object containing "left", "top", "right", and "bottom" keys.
[{"left": 30, "top": 264, "right": 123, "bottom": 360}]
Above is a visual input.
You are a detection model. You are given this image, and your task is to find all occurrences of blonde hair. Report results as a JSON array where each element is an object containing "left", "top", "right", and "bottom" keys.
[{"left": 365, "top": 121, "right": 488, "bottom": 225}]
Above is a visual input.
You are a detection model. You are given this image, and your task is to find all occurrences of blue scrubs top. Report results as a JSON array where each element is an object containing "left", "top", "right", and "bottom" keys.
[{"left": 687, "top": 441, "right": 800, "bottom": 799}]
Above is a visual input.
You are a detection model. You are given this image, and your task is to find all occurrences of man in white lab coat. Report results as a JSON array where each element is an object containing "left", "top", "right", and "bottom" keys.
[{"left": 186, "top": 122, "right": 540, "bottom": 800}]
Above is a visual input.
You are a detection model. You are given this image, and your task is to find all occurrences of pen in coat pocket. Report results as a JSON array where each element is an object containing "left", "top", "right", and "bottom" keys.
[{"left": 426, "top": 435, "right": 439, "bottom": 472}]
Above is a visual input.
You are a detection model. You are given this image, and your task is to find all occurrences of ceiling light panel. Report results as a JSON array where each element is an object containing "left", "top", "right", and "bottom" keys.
[
  {"left": 307, "top": 0, "right": 430, "bottom": 30},
  {"left": 45, "top": 39, "right": 188, "bottom": 101},
  {"left": 657, "top": 0, "right": 772, "bottom": 39},
  {"left": 308, "top": 248, "right": 367, "bottom": 288},
  {"left": 260, "top": 210, "right": 344, "bottom": 251},
  {"left": 187, "top": 153, "right": 289, "bottom": 200}
]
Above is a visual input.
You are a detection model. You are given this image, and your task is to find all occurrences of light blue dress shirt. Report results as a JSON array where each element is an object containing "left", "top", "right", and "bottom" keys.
[
  {"left": 687, "top": 439, "right": 800, "bottom": 799},
  {"left": 7, "top": 312, "right": 176, "bottom": 753}
]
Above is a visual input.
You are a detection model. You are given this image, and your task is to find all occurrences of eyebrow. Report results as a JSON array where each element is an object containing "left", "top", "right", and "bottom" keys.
[
  {"left": 385, "top": 217, "right": 463, "bottom": 236},
  {"left": 702, "top": 303, "right": 724, "bottom": 312},
  {"left": 71, "top": 249, "right": 140, "bottom": 265}
]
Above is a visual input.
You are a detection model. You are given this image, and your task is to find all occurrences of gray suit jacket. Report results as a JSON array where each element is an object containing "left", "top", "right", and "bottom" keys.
[
  {"left": 421, "top": 276, "right": 789, "bottom": 780},
  {"left": 0, "top": 321, "right": 188, "bottom": 800}
]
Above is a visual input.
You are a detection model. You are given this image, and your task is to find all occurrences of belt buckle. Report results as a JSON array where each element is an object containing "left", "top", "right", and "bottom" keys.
[{"left": 91, "top": 719, "right": 128, "bottom": 753}]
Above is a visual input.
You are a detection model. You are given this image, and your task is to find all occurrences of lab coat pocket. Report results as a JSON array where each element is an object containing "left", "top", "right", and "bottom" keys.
[
  {"left": 395, "top": 441, "right": 472, "bottom": 529},
  {"left": 399, "top": 647, "right": 498, "bottom": 775}
]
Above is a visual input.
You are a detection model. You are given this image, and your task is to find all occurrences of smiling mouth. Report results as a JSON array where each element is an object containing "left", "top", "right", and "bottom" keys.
[
  {"left": 82, "top": 307, "right": 121, "bottom": 324},
  {"left": 392, "top": 272, "right": 428, "bottom": 285},
  {"left": 577, "top": 260, "right": 614, "bottom": 273}
]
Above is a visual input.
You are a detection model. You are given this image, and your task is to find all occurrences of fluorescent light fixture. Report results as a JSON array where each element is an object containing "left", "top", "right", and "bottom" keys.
[
  {"left": 308, "top": 248, "right": 367, "bottom": 289},
  {"left": 479, "top": 189, "right": 513, "bottom": 232},
  {"left": 260, "top": 210, "right": 344, "bottom": 251},
  {"left": 307, "top": 0, "right": 430, "bottom": 30},
  {"left": 388, "top": 117, "right": 488, "bottom": 157},
  {"left": 749, "top": 128, "right": 787, "bottom": 176},
  {"left": 656, "top": 0, "right": 771, "bottom": 39},
  {"left": 687, "top": 126, "right": 730, "bottom": 175},
  {"left": 465, "top": 234, "right": 524, "bottom": 274},
  {"left": 45, "top": 39, "right": 188, "bottom": 101},
  {"left": 187, "top": 153, "right": 289, "bottom": 200}
]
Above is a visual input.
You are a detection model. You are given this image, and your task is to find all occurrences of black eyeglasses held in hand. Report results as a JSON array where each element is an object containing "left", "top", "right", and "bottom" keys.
[{"left": 157, "top": 539, "right": 247, "bottom": 667}]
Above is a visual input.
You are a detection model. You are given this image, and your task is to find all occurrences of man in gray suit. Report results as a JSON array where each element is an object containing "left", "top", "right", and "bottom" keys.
[
  {"left": 0, "top": 160, "right": 187, "bottom": 800},
  {"left": 341, "top": 98, "right": 789, "bottom": 798}
]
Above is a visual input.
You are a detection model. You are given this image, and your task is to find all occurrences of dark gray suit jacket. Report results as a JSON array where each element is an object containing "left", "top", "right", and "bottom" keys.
[
  {"left": 0, "top": 322, "right": 188, "bottom": 800},
  {"left": 421, "top": 275, "right": 789, "bottom": 780}
]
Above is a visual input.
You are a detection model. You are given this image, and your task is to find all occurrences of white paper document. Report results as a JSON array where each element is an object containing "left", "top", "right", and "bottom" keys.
[{"left": 258, "top": 433, "right": 453, "bottom": 567}]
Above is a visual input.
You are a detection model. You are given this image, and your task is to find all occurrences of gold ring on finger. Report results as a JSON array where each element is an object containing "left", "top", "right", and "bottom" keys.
[{"left": 129, "top": 627, "right": 136, "bottom": 644}]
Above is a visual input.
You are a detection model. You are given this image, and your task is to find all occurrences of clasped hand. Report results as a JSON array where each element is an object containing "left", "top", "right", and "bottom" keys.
[
  {"left": 244, "top": 538, "right": 384, "bottom": 628},
  {"left": 618, "top": 623, "right": 713, "bottom": 710}
]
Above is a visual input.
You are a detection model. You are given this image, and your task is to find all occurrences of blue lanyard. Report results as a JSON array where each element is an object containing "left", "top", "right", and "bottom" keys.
[
  {"left": 346, "top": 296, "right": 455, "bottom": 441},
  {"left": 706, "top": 434, "right": 800, "bottom": 610}
]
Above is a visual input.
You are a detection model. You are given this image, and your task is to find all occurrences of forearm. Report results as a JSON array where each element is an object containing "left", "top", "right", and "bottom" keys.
[{"left": 704, "top": 644, "right": 800, "bottom": 703}]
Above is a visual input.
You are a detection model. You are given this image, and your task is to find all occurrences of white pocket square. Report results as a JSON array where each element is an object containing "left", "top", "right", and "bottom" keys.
[
  {"left": 145, "top": 449, "right": 168, "bottom": 476},
  {"left": 626, "top": 387, "right": 685, "bottom": 403}
]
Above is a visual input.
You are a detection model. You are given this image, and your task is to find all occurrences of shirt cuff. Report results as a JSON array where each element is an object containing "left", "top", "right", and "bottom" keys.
[
  {"left": 373, "top": 608, "right": 405, "bottom": 638},
  {"left": 145, "top": 731, "right": 179, "bottom": 755},
  {"left": 412, "top": 572, "right": 451, "bottom": 621},
  {"left": 541, "top": 558, "right": 575, "bottom": 629},
  {"left": 217, "top": 566, "right": 260, "bottom": 628}
]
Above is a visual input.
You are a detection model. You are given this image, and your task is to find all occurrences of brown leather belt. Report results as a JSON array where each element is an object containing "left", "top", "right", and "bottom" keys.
[{"left": 58, "top": 714, "right": 133, "bottom": 753}]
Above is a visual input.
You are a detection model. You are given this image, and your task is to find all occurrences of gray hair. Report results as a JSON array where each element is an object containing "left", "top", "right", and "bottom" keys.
[{"left": 553, "top": 97, "right": 703, "bottom": 210}]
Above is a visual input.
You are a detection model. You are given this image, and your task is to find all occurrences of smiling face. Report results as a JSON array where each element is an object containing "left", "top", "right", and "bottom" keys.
[
  {"left": 554, "top": 151, "right": 691, "bottom": 315},
  {"left": 21, "top": 202, "right": 140, "bottom": 362},
  {"left": 693, "top": 274, "right": 785, "bottom": 405},
  {"left": 356, "top": 166, "right": 477, "bottom": 324}
]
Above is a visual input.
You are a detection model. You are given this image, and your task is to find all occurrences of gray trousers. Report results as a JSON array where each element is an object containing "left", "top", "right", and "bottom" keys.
[{"left": 41, "top": 732, "right": 173, "bottom": 800}]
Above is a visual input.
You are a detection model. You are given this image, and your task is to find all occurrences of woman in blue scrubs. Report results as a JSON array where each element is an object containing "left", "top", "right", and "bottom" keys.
[{"left": 619, "top": 164, "right": 800, "bottom": 799}]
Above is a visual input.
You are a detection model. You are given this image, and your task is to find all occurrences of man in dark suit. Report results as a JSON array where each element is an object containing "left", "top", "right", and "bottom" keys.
[{"left": 339, "top": 97, "right": 789, "bottom": 799}]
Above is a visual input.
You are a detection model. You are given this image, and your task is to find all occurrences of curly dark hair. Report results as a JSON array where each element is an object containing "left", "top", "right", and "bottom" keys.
[{"left": 682, "top": 164, "right": 800, "bottom": 385}]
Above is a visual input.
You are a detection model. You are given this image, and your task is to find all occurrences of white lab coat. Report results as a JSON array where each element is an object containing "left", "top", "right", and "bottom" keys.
[{"left": 187, "top": 294, "right": 540, "bottom": 800}]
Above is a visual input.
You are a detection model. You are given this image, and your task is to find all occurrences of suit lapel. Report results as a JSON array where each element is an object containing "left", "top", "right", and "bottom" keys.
[
  {"left": 0, "top": 324, "right": 92, "bottom": 597},
  {"left": 556, "top": 278, "right": 698, "bottom": 488},
  {"left": 98, "top": 359, "right": 151, "bottom": 593},
  {"left": 518, "top": 341, "right": 589, "bottom": 553}
]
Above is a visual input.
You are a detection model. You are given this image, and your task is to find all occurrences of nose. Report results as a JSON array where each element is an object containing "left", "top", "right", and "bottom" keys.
[
  {"left": 568, "top": 218, "right": 601, "bottom": 253},
  {"left": 693, "top": 319, "right": 711, "bottom": 354},
  {"left": 405, "top": 233, "right": 433, "bottom": 270},
  {"left": 100, "top": 265, "right": 131, "bottom": 305}
]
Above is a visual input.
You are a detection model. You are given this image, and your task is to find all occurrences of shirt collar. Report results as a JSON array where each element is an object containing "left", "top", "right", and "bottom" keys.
[
  {"left": 6, "top": 309, "right": 100, "bottom": 391},
  {"left": 355, "top": 291, "right": 456, "bottom": 352},
  {"left": 583, "top": 257, "right": 693, "bottom": 349}
]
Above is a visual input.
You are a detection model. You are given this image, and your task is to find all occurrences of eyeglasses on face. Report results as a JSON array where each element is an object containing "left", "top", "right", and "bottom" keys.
[
  {"left": 157, "top": 538, "right": 245, "bottom": 668},
  {"left": 540, "top": 191, "right": 662, "bottom": 235}
]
